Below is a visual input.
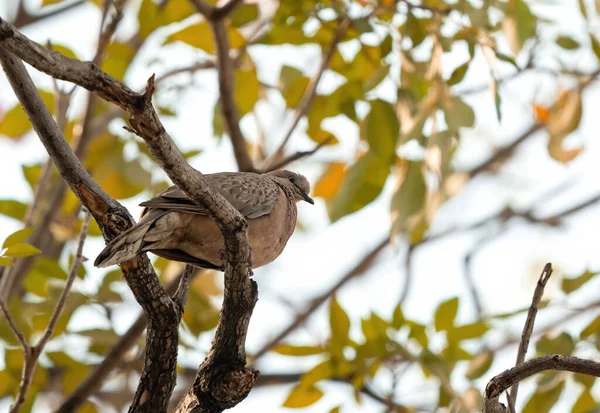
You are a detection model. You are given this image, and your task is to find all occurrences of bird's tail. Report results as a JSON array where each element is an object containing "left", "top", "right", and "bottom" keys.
[{"left": 94, "top": 210, "right": 168, "bottom": 268}]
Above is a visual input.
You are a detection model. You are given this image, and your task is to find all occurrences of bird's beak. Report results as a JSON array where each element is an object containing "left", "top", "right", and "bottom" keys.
[{"left": 301, "top": 191, "right": 314, "bottom": 204}]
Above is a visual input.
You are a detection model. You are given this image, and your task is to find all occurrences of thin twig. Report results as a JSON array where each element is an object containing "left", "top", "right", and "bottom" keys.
[
  {"left": 265, "top": 19, "right": 349, "bottom": 168},
  {"left": 485, "top": 354, "right": 600, "bottom": 404},
  {"left": 0, "top": 297, "right": 29, "bottom": 351},
  {"left": 508, "top": 263, "right": 553, "bottom": 411},
  {"left": 251, "top": 238, "right": 388, "bottom": 363},
  {"left": 262, "top": 137, "right": 333, "bottom": 172},
  {"left": 14, "top": 0, "right": 86, "bottom": 28},
  {"left": 56, "top": 269, "right": 197, "bottom": 413},
  {"left": 9, "top": 212, "right": 90, "bottom": 413}
]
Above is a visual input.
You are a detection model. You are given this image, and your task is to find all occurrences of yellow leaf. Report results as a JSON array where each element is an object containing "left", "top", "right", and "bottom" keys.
[
  {"left": 4, "top": 243, "right": 40, "bottom": 258},
  {"left": 0, "top": 90, "right": 55, "bottom": 139},
  {"left": 314, "top": 162, "right": 346, "bottom": 199},
  {"left": 165, "top": 22, "right": 245, "bottom": 53},
  {"left": 41, "top": 0, "right": 64, "bottom": 5},
  {"left": 283, "top": 384, "right": 324, "bottom": 408},
  {"left": 234, "top": 69, "right": 259, "bottom": 116},
  {"left": 100, "top": 42, "right": 136, "bottom": 81},
  {"left": 273, "top": 344, "right": 324, "bottom": 356},
  {"left": 308, "top": 129, "right": 339, "bottom": 146},
  {"left": 329, "top": 296, "right": 350, "bottom": 357},
  {"left": 2, "top": 228, "right": 34, "bottom": 249},
  {"left": 434, "top": 297, "right": 458, "bottom": 332},
  {"left": 0, "top": 257, "right": 13, "bottom": 267}
]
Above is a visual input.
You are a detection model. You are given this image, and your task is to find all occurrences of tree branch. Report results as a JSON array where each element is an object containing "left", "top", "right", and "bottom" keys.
[
  {"left": 508, "top": 263, "right": 552, "bottom": 411},
  {"left": 8, "top": 213, "right": 90, "bottom": 413},
  {"left": 484, "top": 355, "right": 600, "bottom": 412},
  {"left": 266, "top": 19, "right": 349, "bottom": 167},
  {"left": 0, "top": 45, "right": 182, "bottom": 413},
  {"left": 262, "top": 137, "right": 333, "bottom": 172},
  {"left": 251, "top": 238, "right": 388, "bottom": 363},
  {"left": 13, "top": 0, "right": 85, "bottom": 29},
  {"left": 56, "top": 268, "right": 198, "bottom": 412},
  {"left": 209, "top": 18, "right": 254, "bottom": 172},
  {"left": 0, "top": 16, "right": 259, "bottom": 412}
]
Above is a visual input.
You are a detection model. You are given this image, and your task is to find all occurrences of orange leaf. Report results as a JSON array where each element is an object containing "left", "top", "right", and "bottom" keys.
[
  {"left": 314, "top": 163, "right": 346, "bottom": 199},
  {"left": 533, "top": 104, "right": 550, "bottom": 122}
]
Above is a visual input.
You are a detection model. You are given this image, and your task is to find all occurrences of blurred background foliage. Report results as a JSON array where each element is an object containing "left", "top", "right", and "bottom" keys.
[{"left": 1, "top": 0, "right": 600, "bottom": 412}]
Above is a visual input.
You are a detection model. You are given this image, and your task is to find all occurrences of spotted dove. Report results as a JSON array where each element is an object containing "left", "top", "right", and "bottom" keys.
[{"left": 94, "top": 170, "right": 313, "bottom": 270}]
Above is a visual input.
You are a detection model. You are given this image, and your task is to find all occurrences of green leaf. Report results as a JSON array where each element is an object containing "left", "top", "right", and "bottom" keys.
[
  {"left": 183, "top": 149, "right": 202, "bottom": 160},
  {"left": 48, "top": 43, "right": 80, "bottom": 60},
  {"left": 447, "top": 321, "right": 489, "bottom": 342},
  {"left": 283, "top": 384, "right": 324, "bottom": 408},
  {"left": 22, "top": 163, "right": 42, "bottom": 190},
  {"left": 25, "top": 270, "right": 48, "bottom": 296},
  {"left": 522, "top": 381, "right": 565, "bottom": 413},
  {"left": 503, "top": 0, "right": 537, "bottom": 54},
  {"left": 581, "top": 316, "right": 600, "bottom": 339},
  {"left": 165, "top": 22, "right": 245, "bottom": 53},
  {"left": 562, "top": 270, "right": 598, "bottom": 294},
  {"left": 231, "top": 3, "right": 259, "bottom": 26},
  {"left": 465, "top": 350, "right": 494, "bottom": 380},
  {"left": 495, "top": 51, "right": 520, "bottom": 69},
  {"left": 41, "top": 0, "right": 64, "bottom": 5},
  {"left": 300, "top": 361, "right": 333, "bottom": 387},
  {"left": 572, "top": 389, "right": 595, "bottom": 413},
  {"left": 404, "top": 12, "right": 428, "bottom": 48},
  {"left": 591, "top": 35, "right": 600, "bottom": 61},
  {"left": 361, "top": 312, "right": 389, "bottom": 342},
  {"left": 138, "top": 0, "right": 195, "bottom": 38},
  {"left": 327, "top": 152, "right": 390, "bottom": 222},
  {"left": 0, "top": 200, "right": 27, "bottom": 221},
  {"left": 391, "top": 161, "right": 426, "bottom": 234},
  {"left": 493, "top": 77, "right": 502, "bottom": 123},
  {"left": 448, "top": 61, "right": 470, "bottom": 86},
  {"left": 434, "top": 297, "right": 459, "bottom": 332},
  {"left": 444, "top": 96, "right": 475, "bottom": 131},
  {"left": 100, "top": 42, "right": 136, "bottom": 81},
  {"left": 273, "top": 345, "right": 324, "bottom": 356},
  {"left": 0, "top": 257, "right": 13, "bottom": 267},
  {"left": 31, "top": 257, "right": 68, "bottom": 280},
  {"left": 578, "top": 0, "right": 588, "bottom": 19},
  {"left": 361, "top": 99, "right": 399, "bottom": 164},
  {"left": 0, "top": 90, "right": 55, "bottom": 139},
  {"left": 392, "top": 303, "right": 404, "bottom": 329},
  {"left": 4, "top": 243, "right": 40, "bottom": 258},
  {"left": 556, "top": 36, "right": 580, "bottom": 50},
  {"left": 212, "top": 99, "right": 224, "bottom": 138},
  {"left": 329, "top": 296, "right": 350, "bottom": 356},
  {"left": 537, "top": 333, "right": 575, "bottom": 355},
  {"left": 3, "top": 228, "right": 34, "bottom": 249}
]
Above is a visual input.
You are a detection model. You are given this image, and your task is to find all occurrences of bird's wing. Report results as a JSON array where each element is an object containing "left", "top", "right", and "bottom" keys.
[{"left": 139, "top": 173, "right": 281, "bottom": 219}]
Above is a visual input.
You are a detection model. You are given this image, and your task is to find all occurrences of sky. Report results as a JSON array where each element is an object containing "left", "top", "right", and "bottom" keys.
[{"left": 1, "top": 0, "right": 600, "bottom": 412}]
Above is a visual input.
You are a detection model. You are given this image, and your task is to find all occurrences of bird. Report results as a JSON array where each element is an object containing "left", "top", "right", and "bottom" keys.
[{"left": 94, "top": 170, "right": 313, "bottom": 271}]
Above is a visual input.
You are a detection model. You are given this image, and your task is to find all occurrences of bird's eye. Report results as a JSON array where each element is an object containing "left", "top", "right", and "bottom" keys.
[{"left": 288, "top": 176, "right": 294, "bottom": 181}]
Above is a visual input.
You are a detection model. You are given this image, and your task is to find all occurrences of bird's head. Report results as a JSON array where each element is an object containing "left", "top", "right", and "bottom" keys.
[{"left": 270, "top": 170, "right": 314, "bottom": 204}]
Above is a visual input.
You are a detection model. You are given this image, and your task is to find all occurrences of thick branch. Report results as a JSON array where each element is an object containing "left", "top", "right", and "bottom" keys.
[
  {"left": 0, "top": 17, "right": 258, "bottom": 412},
  {"left": 210, "top": 19, "right": 254, "bottom": 172},
  {"left": 0, "top": 49, "right": 181, "bottom": 413}
]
